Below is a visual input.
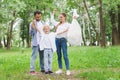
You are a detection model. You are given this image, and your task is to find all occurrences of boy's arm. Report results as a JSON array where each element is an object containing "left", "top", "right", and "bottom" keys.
[{"left": 32, "top": 20, "right": 41, "bottom": 33}]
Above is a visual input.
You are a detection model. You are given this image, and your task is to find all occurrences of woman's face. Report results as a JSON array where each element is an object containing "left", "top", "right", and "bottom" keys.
[{"left": 59, "top": 14, "right": 66, "bottom": 23}]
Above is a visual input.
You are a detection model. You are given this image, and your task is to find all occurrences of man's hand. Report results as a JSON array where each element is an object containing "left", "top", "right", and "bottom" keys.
[{"left": 32, "top": 19, "right": 35, "bottom": 29}]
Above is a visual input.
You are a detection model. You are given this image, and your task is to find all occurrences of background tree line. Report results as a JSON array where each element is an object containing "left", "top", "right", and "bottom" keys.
[{"left": 0, "top": 0, "right": 120, "bottom": 50}]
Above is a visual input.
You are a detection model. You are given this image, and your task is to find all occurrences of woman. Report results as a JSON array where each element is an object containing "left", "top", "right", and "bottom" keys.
[{"left": 51, "top": 10, "right": 70, "bottom": 75}]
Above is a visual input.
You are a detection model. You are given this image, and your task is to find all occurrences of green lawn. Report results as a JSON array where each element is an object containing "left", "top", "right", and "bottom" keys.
[{"left": 0, "top": 46, "right": 120, "bottom": 80}]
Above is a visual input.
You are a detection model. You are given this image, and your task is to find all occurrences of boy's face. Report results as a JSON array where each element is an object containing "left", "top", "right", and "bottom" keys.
[{"left": 43, "top": 26, "right": 50, "bottom": 34}]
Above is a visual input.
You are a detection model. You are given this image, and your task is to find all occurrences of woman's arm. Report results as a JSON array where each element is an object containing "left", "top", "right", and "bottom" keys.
[
  {"left": 50, "top": 10, "right": 59, "bottom": 26},
  {"left": 56, "top": 28, "right": 69, "bottom": 35}
]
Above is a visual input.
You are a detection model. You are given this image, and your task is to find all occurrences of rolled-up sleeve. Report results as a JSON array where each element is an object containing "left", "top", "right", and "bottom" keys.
[{"left": 29, "top": 22, "right": 37, "bottom": 36}]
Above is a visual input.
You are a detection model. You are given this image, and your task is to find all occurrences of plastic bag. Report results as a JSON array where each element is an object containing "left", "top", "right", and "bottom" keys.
[{"left": 67, "top": 9, "right": 83, "bottom": 46}]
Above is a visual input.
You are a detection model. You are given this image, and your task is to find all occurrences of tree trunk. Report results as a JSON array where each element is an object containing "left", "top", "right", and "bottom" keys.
[
  {"left": 99, "top": 0, "right": 106, "bottom": 47},
  {"left": 109, "top": 9, "right": 120, "bottom": 45},
  {"left": 7, "top": 20, "right": 14, "bottom": 50},
  {"left": 118, "top": 5, "right": 120, "bottom": 43},
  {"left": 26, "top": 23, "right": 31, "bottom": 48},
  {"left": 3, "top": 37, "right": 7, "bottom": 47},
  {"left": 88, "top": 23, "right": 93, "bottom": 46},
  {"left": 83, "top": 0, "right": 96, "bottom": 32},
  {"left": 6, "top": 11, "right": 16, "bottom": 50},
  {"left": 0, "top": 38, "right": 2, "bottom": 48},
  {"left": 81, "top": 17, "right": 86, "bottom": 46},
  {"left": 83, "top": 0, "right": 99, "bottom": 46}
]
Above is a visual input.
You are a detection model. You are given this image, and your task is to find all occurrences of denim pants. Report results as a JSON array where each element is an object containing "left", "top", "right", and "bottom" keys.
[
  {"left": 56, "top": 38, "right": 70, "bottom": 70},
  {"left": 44, "top": 48, "right": 53, "bottom": 72},
  {"left": 30, "top": 45, "right": 44, "bottom": 71}
]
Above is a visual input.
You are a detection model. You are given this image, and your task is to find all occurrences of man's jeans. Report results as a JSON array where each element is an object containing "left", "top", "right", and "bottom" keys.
[
  {"left": 44, "top": 48, "right": 53, "bottom": 72},
  {"left": 30, "top": 45, "right": 44, "bottom": 71},
  {"left": 56, "top": 38, "right": 70, "bottom": 70}
]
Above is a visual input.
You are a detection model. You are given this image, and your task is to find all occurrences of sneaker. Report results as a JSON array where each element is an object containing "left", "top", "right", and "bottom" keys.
[
  {"left": 55, "top": 69, "right": 62, "bottom": 74},
  {"left": 45, "top": 72, "right": 49, "bottom": 74},
  {"left": 66, "top": 70, "right": 70, "bottom": 75},
  {"left": 49, "top": 71, "right": 53, "bottom": 74},
  {"left": 41, "top": 70, "right": 45, "bottom": 73},
  {"left": 30, "top": 71, "right": 37, "bottom": 75}
]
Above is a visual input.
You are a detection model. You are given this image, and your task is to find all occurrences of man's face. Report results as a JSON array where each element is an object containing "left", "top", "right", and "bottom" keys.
[{"left": 35, "top": 14, "right": 41, "bottom": 21}]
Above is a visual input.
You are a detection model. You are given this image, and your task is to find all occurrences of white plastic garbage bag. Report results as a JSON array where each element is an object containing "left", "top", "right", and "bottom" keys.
[{"left": 67, "top": 9, "right": 83, "bottom": 46}]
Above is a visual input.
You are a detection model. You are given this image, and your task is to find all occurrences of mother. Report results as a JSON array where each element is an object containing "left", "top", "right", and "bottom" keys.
[{"left": 51, "top": 10, "right": 70, "bottom": 75}]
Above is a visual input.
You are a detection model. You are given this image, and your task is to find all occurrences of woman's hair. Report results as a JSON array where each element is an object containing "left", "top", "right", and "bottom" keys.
[{"left": 60, "top": 13, "right": 67, "bottom": 19}]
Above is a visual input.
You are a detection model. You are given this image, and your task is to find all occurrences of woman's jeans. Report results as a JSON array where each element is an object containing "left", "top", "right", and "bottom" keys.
[
  {"left": 56, "top": 38, "right": 70, "bottom": 70},
  {"left": 30, "top": 45, "right": 44, "bottom": 71}
]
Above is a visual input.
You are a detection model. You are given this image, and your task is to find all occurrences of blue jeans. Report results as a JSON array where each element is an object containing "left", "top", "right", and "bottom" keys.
[
  {"left": 44, "top": 48, "right": 53, "bottom": 72},
  {"left": 30, "top": 45, "right": 44, "bottom": 71},
  {"left": 56, "top": 38, "right": 70, "bottom": 70}
]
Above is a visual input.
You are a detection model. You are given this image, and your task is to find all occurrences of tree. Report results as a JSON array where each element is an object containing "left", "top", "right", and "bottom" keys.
[
  {"left": 0, "top": 0, "right": 26, "bottom": 49},
  {"left": 99, "top": 0, "right": 106, "bottom": 47}
]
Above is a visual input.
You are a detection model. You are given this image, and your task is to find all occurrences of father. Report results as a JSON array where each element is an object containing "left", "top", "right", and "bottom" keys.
[{"left": 29, "top": 10, "right": 44, "bottom": 75}]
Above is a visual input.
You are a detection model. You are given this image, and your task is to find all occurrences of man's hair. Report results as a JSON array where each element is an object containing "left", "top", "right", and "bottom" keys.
[{"left": 34, "top": 10, "right": 42, "bottom": 16}]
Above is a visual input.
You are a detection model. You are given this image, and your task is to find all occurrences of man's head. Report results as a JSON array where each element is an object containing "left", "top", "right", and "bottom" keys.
[{"left": 34, "top": 10, "right": 42, "bottom": 21}]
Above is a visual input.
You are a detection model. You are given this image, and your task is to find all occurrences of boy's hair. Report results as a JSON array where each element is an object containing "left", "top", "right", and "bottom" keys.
[
  {"left": 34, "top": 10, "right": 42, "bottom": 16},
  {"left": 43, "top": 25, "right": 50, "bottom": 30}
]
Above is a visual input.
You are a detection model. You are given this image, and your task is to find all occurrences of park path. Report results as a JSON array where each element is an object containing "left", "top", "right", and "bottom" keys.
[{"left": 25, "top": 68, "right": 120, "bottom": 80}]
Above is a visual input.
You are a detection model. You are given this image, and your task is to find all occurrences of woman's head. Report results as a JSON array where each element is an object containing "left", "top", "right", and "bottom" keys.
[{"left": 59, "top": 13, "right": 66, "bottom": 23}]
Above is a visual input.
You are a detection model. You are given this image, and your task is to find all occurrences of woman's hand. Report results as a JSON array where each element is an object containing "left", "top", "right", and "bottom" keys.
[
  {"left": 53, "top": 9, "right": 57, "bottom": 15},
  {"left": 73, "top": 16, "right": 77, "bottom": 19}
]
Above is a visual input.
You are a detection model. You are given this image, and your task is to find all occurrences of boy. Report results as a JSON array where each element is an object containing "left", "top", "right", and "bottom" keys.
[{"left": 37, "top": 25, "right": 56, "bottom": 74}]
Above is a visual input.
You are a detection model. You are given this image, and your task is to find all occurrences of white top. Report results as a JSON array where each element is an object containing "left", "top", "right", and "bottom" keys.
[
  {"left": 39, "top": 32, "right": 56, "bottom": 52},
  {"left": 43, "top": 34, "right": 51, "bottom": 48},
  {"left": 51, "top": 14, "right": 70, "bottom": 39},
  {"left": 56, "top": 22, "right": 70, "bottom": 38}
]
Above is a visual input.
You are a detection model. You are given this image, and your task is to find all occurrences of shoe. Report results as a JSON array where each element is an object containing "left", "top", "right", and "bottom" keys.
[
  {"left": 45, "top": 72, "right": 49, "bottom": 74},
  {"left": 30, "top": 71, "right": 37, "bottom": 75},
  {"left": 49, "top": 71, "right": 53, "bottom": 74},
  {"left": 66, "top": 70, "right": 70, "bottom": 75},
  {"left": 41, "top": 70, "right": 45, "bottom": 73},
  {"left": 55, "top": 69, "right": 62, "bottom": 74}
]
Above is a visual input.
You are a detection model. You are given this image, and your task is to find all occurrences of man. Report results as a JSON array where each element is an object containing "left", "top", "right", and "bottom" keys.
[{"left": 29, "top": 10, "right": 44, "bottom": 75}]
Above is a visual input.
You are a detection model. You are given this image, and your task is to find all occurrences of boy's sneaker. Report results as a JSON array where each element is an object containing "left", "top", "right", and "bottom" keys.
[
  {"left": 45, "top": 72, "right": 49, "bottom": 74},
  {"left": 49, "top": 71, "right": 53, "bottom": 74},
  {"left": 41, "top": 70, "right": 45, "bottom": 73},
  {"left": 30, "top": 71, "right": 37, "bottom": 75},
  {"left": 55, "top": 69, "right": 62, "bottom": 74},
  {"left": 66, "top": 70, "right": 70, "bottom": 75}
]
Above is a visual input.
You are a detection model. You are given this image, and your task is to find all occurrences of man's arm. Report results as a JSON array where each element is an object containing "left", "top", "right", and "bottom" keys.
[{"left": 32, "top": 20, "right": 41, "bottom": 33}]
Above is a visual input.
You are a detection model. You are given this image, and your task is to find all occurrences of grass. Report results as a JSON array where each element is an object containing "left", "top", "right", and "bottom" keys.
[{"left": 0, "top": 46, "right": 120, "bottom": 80}]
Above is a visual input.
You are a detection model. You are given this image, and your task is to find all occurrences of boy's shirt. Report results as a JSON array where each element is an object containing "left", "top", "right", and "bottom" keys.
[{"left": 38, "top": 32, "right": 56, "bottom": 52}]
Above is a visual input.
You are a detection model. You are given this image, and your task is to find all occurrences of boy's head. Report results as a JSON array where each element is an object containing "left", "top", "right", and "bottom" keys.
[{"left": 43, "top": 25, "right": 50, "bottom": 34}]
